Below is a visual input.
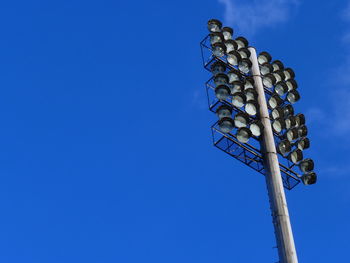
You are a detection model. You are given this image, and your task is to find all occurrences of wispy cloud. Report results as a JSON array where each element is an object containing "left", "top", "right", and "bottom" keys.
[{"left": 218, "top": 0, "right": 299, "bottom": 35}]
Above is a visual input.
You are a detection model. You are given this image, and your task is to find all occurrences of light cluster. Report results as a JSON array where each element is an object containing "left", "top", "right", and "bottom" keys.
[
  {"left": 206, "top": 19, "right": 317, "bottom": 185},
  {"left": 207, "top": 19, "right": 261, "bottom": 145}
]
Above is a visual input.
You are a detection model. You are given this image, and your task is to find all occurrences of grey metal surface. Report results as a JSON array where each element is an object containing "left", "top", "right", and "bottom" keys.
[{"left": 249, "top": 47, "right": 298, "bottom": 263}]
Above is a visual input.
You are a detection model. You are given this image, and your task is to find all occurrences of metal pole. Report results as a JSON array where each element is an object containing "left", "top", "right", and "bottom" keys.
[{"left": 248, "top": 47, "right": 298, "bottom": 263}]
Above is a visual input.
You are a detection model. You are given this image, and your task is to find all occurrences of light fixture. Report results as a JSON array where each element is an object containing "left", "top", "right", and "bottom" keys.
[
  {"left": 215, "top": 84, "right": 231, "bottom": 100},
  {"left": 236, "top": 127, "right": 252, "bottom": 143},
  {"left": 238, "top": 58, "right": 252, "bottom": 74},
  {"left": 244, "top": 88, "right": 258, "bottom": 101},
  {"left": 272, "top": 118, "right": 286, "bottom": 133},
  {"left": 216, "top": 104, "right": 233, "bottom": 119},
  {"left": 250, "top": 120, "right": 264, "bottom": 136},
  {"left": 283, "top": 68, "right": 295, "bottom": 80},
  {"left": 285, "top": 116, "right": 297, "bottom": 129},
  {"left": 263, "top": 73, "right": 277, "bottom": 88},
  {"left": 268, "top": 94, "right": 283, "bottom": 109},
  {"left": 283, "top": 105, "right": 294, "bottom": 117},
  {"left": 227, "top": 51, "right": 241, "bottom": 66},
  {"left": 222, "top": 27, "right": 233, "bottom": 40},
  {"left": 295, "top": 113, "right": 306, "bottom": 127},
  {"left": 230, "top": 80, "right": 244, "bottom": 94},
  {"left": 273, "top": 71, "right": 285, "bottom": 83},
  {"left": 286, "top": 90, "right": 300, "bottom": 104},
  {"left": 296, "top": 137, "right": 310, "bottom": 151},
  {"left": 298, "top": 125, "right": 308, "bottom": 137},
  {"left": 260, "top": 63, "right": 273, "bottom": 76},
  {"left": 227, "top": 70, "right": 241, "bottom": 83},
  {"left": 274, "top": 82, "right": 288, "bottom": 96},
  {"left": 224, "top": 40, "right": 238, "bottom": 53},
  {"left": 207, "top": 19, "right": 222, "bottom": 33},
  {"left": 210, "top": 32, "right": 224, "bottom": 45},
  {"left": 232, "top": 92, "right": 246, "bottom": 108},
  {"left": 214, "top": 73, "right": 229, "bottom": 86},
  {"left": 218, "top": 117, "right": 234, "bottom": 133},
  {"left": 210, "top": 61, "right": 226, "bottom": 75},
  {"left": 272, "top": 60, "right": 284, "bottom": 72},
  {"left": 286, "top": 79, "right": 298, "bottom": 91},
  {"left": 301, "top": 172, "right": 317, "bottom": 185},
  {"left": 237, "top": 48, "right": 251, "bottom": 59},
  {"left": 212, "top": 43, "right": 226, "bottom": 57},
  {"left": 235, "top": 36, "right": 249, "bottom": 49},
  {"left": 258, "top": 51, "right": 272, "bottom": 65},
  {"left": 245, "top": 100, "right": 259, "bottom": 116},
  {"left": 271, "top": 107, "right": 284, "bottom": 119},
  {"left": 299, "top": 158, "right": 314, "bottom": 173},
  {"left": 234, "top": 112, "right": 250, "bottom": 128},
  {"left": 286, "top": 127, "right": 298, "bottom": 141},
  {"left": 244, "top": 76, "right": 255, "bottom": 89},
  {"left": 277, "top": 139, "right": 292, "bottom": 156},
  {"left": 289, "top": 149, "right": 303, "bottom": 164}
]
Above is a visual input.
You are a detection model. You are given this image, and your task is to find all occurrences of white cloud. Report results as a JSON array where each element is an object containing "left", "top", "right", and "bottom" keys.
[{"left": 218, "top": 0, "right": 299, "bottom": 35}]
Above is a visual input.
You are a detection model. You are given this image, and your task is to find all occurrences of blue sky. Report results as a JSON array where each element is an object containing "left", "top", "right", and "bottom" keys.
[{"left": 0, "top": 0, "right": 349, "bottom": 262}]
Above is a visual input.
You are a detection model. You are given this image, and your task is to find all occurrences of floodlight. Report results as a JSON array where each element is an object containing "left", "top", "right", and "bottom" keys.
[
  {"left": 258, "top": 51, "right": 272, "bottom": 65},
  {"left": 272, "top": 118, "right": 285, "bottom": 133},
  {"left": 260, "top": 63, "right": 273, "bottom": 76},
  {"left": 301, "top": 172, "right": 317, "bottom": 185},
  {"left": 286, "top": 79, "right": 298, "bottom": 91},
  {"left": 268, "top": 94, "right": 283, "bottom": 109},
  {"left": 263, "top": 73, "right": 277, "bottom": 88},
  {"left": 272, "top": 60, "right": 284, "bottom": 72},
  {"left": 273, "top": 71, "right": 285, "bottom": 83},
  {"left": 232, "top": 92, "right": 246, "bottom": 108},
  {"left": 244, "top": 76, "right": 255, "bottom": 89},
  {"left": 212, "top": 43, "right": 226, "bottom": 57},
  {"left": 298, "top": 125, "right": 308, "bottom": 137},
  {"left": 274, "top": 82, "right": 288, "bottom": 96},
  {"left": 235, "top": 36, "right": 249, "bottom": 49},
  {"left": 286, "top": 128, "right": 298, "bottom": 141},
  {"left": 289, "top": 149, "right": 303, "bottom": 164},
  {"left": 216, "top": 104, "right": 233, "bottom": 119},
  {"left": 227, "top": 51, "right": 241, "bottom": 66},
  {"left": 207, "top": 19, "right": 222, "bottom": 33},
  {"left": 271, "top": 108, "right": 284, "bottom": 119},
  {"left": 236, "top": 127, "right": 252, "bottom": 143},
  {"left": 283, "top": 68, "right": 295, "bottom": 80},
  {"left": 250, "top": 120, "right": 264, "bottom": 137},
  {"left": 277, "top": 139, "right": 292, "bottom": 156},
  {"left": 227, "top": 70, "right": 241, "bottom": 83},
  {"left": 245, "top": 100, "right": 258, "bottom": 116},
  {"left": 230, "top": 80, "right": 244, "bottom": 94},
  {"left": 296, "top": 137, "right": 310, "bottom": 151},
  {"left": 214, "top": 73, "right": 229, "bottom": 86},
  {"left": 283, "top": 105, "right": 294, "bottom": 117},
  {"left": 295, "top": 113, "right": 306, "bottom": 127},
  {"left": 299, "top": 158, "right": 314, "bottom": 173},
  {"left": 210, "top": 32, "right": 224, "bottom": 45},
  {"left": 238, "top": 58, "right": 252, "bottom": 74},
  {"left": 286, "top": 90, "right": 300, "bottom": 104},
  {"left": 237, "top": 48, "right": 251, "bottom": 59},
  {"left": 285, "top": 116, "right": 297, "bottom": 129},
  {"left": 234, "top": 112, "right": 250, "bottom": 128},
  {"left": 215, "top": 84, "right": 231, "bottom": 100},
  {"left": 210, "top": 61, "right": 226, "bottom": 75},
  {"left": 222, "top": 27, "right": 233, "bottom": 41},
  {"left": 225, "top": 40, "right": 238, "bottom": 53},
  {"left": 218, "top": 117, "right": 234, "bottom": 133},
  {"left": 244, "top": 88, "right": 258, "bottom": 101}
]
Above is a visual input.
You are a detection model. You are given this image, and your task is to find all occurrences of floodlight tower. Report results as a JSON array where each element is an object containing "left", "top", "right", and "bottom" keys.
[{"left": 201, "top": 19, "right": 317, "bottom": 263}]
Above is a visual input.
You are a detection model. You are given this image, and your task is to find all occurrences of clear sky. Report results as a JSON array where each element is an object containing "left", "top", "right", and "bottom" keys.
[{"left": 0, "top": 0, "right": 349, "bottom": 262}]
